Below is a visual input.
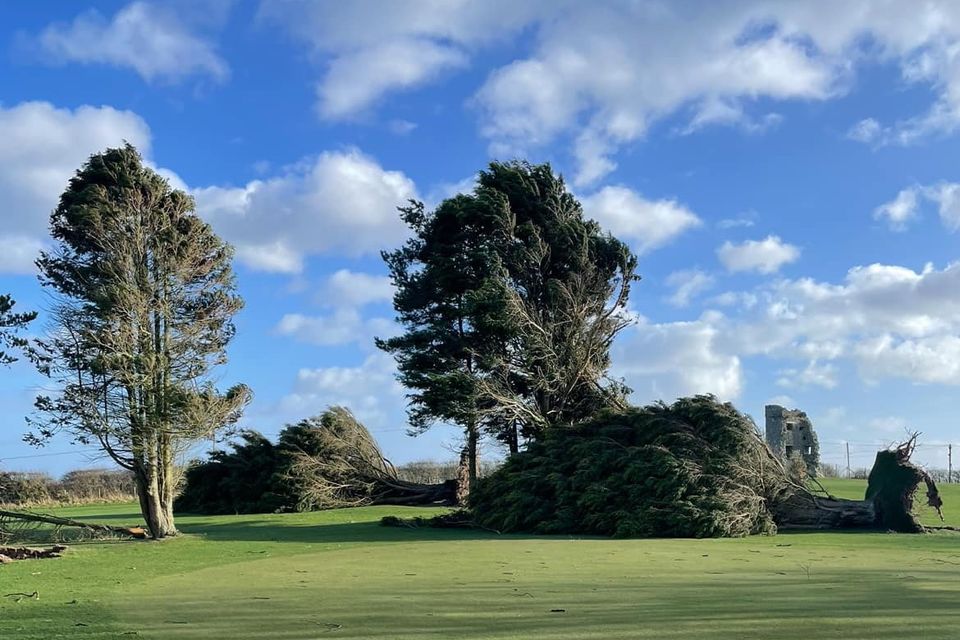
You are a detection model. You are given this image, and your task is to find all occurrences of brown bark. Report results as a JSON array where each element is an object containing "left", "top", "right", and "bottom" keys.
[
  {"left": 135, "top": 465, "right": 176, "bottom": 539},
  {"left": 774, "top": 435, "right": 944, "bottom": 533}
]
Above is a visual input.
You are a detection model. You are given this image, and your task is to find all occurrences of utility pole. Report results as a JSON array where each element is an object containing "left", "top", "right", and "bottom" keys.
[
  {"left": 845, "top": 442, "right": 851, "bottom": 479},
  {"left": 949, "top": 444, "right": 953, "bottom": 484}
]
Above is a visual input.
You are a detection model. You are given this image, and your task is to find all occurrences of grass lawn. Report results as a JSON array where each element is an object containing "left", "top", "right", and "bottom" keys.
[{"left": 3, "top": 479, "right": 960, "bottom": 639}]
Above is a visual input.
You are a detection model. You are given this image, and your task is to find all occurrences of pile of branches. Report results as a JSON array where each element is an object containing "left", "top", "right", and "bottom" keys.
[
  {"left": 465, "top": 395, "right": 944, "bottom": 538},
  {"left": 176, "top": 407, "right": 457, "bottom": 515}
]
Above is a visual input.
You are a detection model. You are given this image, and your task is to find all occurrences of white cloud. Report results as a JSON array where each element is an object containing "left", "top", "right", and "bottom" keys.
[
  {"left": 682, "top": 97, "right": 783, "bottom": 135},
  {"left": 475, "top": 3, "right": 841, "bottom": 184},
  {"left": 613, "top": 313, "right": 742, "bottom": 403},
  {"left": 194, "top": 149, "right": 418, "bottom": 273},
  {"left": 262, "top": 2, "right": 960, "bottom": 177},
  {"left": 581, "top": 186, "right": 702, "bottom": 254},
  {"left": 278, "top": 353, "right": 403, "bottom": 428},
  {"left": 321, "top": 270, "right": 394, "bottom": 308},
  {"left": 874, "top": 181, "right": 960, "bottom": 232},
  {"left": 318, "top": 39, "right": 466, "bottom": 118},
  {"left": 34, "top": 2, "right": 228, "bottom": 84},
  {"left": 665, "top": 269, "right": 715, "bottom": 308},
  {"left": 874, "top": 187, "right": 920, "bottom": 231},
  {"left": 717, "top": 214, "right": 757, "bottom": 229},
  {"left": 855, "top": 334, "right": 960, "bottom": 385},
  {"left": 847, "top": 117, "right": 882, "bottom": 144},
  {"left": 0, "top": 101, "right": 153, "bottom": 274},
  {"left": 618, "top": 260, "right": 960, "bottom": 405},
  {"left": 717, "top": 235, "right": 800, "bottom": 274},
  {"left": 776, "top": 361, "right": 839, "bottom": 389},
  {"left": 925, "top": 182, "right": 960, "bottom": 231},
  {"left": 275, "top": 309, "right": 396, "bottom": 347},
  {"left": 0, "top": 236, "right": 47, "bottom": 275},
  {"left": 259, "top": 0, "right": 547, "bottom": 119}
]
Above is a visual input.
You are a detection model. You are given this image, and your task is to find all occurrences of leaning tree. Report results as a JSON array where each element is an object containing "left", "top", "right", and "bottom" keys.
[
  {"left": 471, "top": 162, "right": 640, "bottom": 442},
  {"left": 0, "top": 295, "right": 36, "bottom": 366},
  {"left": 30, "top": 144, "right": 249, "bottom": 538}
]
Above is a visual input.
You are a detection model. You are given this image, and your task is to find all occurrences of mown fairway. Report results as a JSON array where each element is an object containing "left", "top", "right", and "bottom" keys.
[{"left": 3, "top": 480, "right": 960, "bottom": 639}]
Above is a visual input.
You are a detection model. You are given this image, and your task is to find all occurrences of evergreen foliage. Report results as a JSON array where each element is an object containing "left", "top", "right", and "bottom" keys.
[
  {"left": 30, "top": 144, "right": 249, "bottom": 538},
  {"left": 0, "top": 294, "right": 36, "bottom": 366},
  {"left": 468, "top": 396, "right": 785, "bottom": 538}
]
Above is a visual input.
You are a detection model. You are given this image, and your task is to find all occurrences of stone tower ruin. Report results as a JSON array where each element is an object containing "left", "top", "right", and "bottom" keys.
[{"left": 764, "top": 405, "right": 820, "bottom": 477}]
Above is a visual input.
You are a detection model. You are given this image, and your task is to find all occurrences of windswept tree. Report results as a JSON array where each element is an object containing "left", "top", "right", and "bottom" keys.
[
  {"left": 472, "top": 162, "right": 639, "bottom": 441},
  {"left": 380, "top": 161, "right": 638, "bottom": 488},
  {"left": 30, "top": 145, "right": 250, "bottom": 538},
  {"left": 377, "top": 196, "right": 505, "bottom": 494},
  {"left": 0, "top": 295, "right": 36, "bottom": 366}
]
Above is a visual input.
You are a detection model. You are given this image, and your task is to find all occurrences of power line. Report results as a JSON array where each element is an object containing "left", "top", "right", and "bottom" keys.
[{"left": 0, "top": 448, "right": 102, "bottom": 462}]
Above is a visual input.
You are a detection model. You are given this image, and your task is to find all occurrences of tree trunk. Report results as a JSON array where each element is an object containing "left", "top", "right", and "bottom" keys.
[
  {"left": 507, "top": 420, "right": 519, "bottom": 456},
  {"left": 456, "top": 446, "right": 471, "bottom": 506},
  {"left": 467, "top": 425, "right": 479, "bottom": 492},
  {"left": 774, "top": 439, "right": 943, "bottom": 533},
  {"left": 135, "top": 463, "right": 177, "bottom": 539},
  {"left": 772, "top": 492, "right": 878, "bottom": 530}
]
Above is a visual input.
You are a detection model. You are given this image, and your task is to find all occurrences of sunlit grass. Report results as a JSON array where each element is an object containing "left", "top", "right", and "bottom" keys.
[{"left": 2, "top": 482, "right": 959, "bottom": 639}]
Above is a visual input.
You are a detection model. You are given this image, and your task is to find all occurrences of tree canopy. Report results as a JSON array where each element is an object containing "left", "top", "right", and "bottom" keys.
[
  {"left": 379, "top": 161, "right": 638, "bottom": 492},
  {"left": 30, "top": 144, "right": 249, "bottom": 538}
]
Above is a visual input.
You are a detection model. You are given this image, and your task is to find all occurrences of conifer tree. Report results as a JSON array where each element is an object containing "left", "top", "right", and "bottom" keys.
[{"left": 31, "top": 144, "right": 249, "bottom": 538}]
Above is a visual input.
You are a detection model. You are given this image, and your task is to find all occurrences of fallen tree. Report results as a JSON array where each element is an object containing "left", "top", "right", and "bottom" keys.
[
  {"left": 0, "top": 509, "right": 146, "bottom": 544},
  {"left": 459, "top": 396, "right": 944, "bottom": 537},
  {"left": 176, "top": 407, "right": 458, "bottom": 514},
  {"left": 284, "top": 407, "right": 457, "bottom": 509}
]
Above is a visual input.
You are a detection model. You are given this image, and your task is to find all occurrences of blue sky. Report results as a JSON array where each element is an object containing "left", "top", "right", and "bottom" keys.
[{"left": 3, "top": 0, "right": 960, "bottom": 475}]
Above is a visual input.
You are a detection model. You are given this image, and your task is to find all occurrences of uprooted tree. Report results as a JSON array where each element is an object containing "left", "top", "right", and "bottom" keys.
[
  {"left": 29, "top": 144, "right": 250, "bottom": 539},
  {"left": 176, "top": 407, "right": 457, "bottom": 514},
  {"left": 458, "top": 396, "right": 943, "bottom": 538}
]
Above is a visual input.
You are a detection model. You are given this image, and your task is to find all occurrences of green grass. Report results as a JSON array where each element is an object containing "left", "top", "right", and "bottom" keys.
[{"left": 2, "top": 480, "right": 960, "bottom": 639}]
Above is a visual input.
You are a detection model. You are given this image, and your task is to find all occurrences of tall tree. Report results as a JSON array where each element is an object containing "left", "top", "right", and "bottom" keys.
[
  {"left": 380, "top": 161, "right": 638, "bottom": 482},
  {"left": 0, "top": 295, "right": 36, "bottom": 366},
  {"left": 473, "top": 162, "right": 639, "bottom": 440},
  {"left": 30, "top": 145, "right": 249, "bottom": 538},
  {"left": 377, "top": 196, "right": 504, "bottom": 494}
]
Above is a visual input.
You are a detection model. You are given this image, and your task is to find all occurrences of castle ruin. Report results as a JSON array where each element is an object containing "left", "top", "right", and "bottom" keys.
[{"left": 764, "top": 405, "right": 820, "bottom": 477}]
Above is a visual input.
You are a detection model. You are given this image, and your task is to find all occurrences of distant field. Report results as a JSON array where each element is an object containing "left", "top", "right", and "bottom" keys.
[{"left": 3, "top": 487, "right": 960, "bottom": 639}]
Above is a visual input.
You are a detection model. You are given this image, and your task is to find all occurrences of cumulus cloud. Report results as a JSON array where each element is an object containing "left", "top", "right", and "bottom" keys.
[
  {"left": 33, "top": 1, "right": 228, "bottom": 83},
  {"left": 613, "top": 313, "right": 743, "bottom": 403},
  {"left": 776, "top": 361, "right": 839, "bottom": 389},
  {"left": 580, "top": 186, "right": 702, "bottom": 253},
  {"left": 874, "top": 187, "right": 920, "bottom": 231},
  {"left": 275, "top": 310, "right": 396, "bottom": 347},
  {"left": 717, "top": 235, "right": 800, "bottom": 274},
  {"left": 617, "top": 260, "right": 960, "bottom": 403},
  {"left": 194, "top": 149, "right": 418, "bottom": 273},
  {"left": 665, "top": 269, "right": 715, "bottom": 308},
  {"left": 259, "top": 0, "right": 547, "bottom": 119},
  {"left": 261, "top": 2, "right": 960, "bottom": 179},
  {"left": 320, "top": 269, "right": 394, "bottom": 308},
  {"left": 278, "top": 353, "right": 403, "bottom": 428},
  {"left": 847, "top": 117, "right": 883, "bottom": 144},
  {"left": 0, "top": 101, "right": 153, "bottom": 273},
  {"left": 874, "top": 182, "right": 960, "bottom": 232}
]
